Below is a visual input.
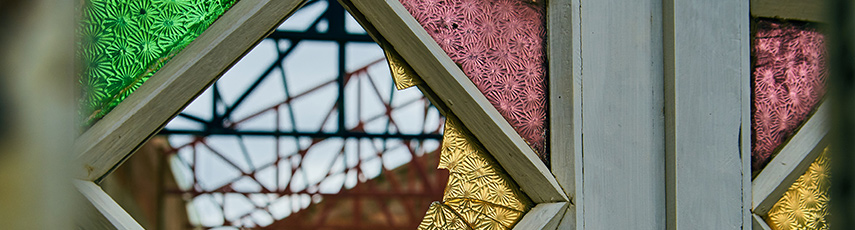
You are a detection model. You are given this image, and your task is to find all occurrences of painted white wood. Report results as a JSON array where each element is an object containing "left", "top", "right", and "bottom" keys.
[
  {"left": 753, "top": 102, "right": 830, "bottom": 215},
  {"left": 751, "top": 0, "right": 828, "bottom": 23},
  {"left": 663, "top": 0, "right": 750, "bottom": 229},
  {"left": 557, "top": 204, "right": 576, "bottom": 230},
  {"left": 542, "top": 205, "right": 568, "bottom": 230},
  {"left": 512, "top": 202, "right": 568, "bottom": 230},
  {"left": 753, "top": 213, "right": 773, "bottom": 230},
  {"left": 79, "top": 201, "right": 120, "bottom": 230},
  {"left": 549, "top": 0, "right": 575, "bottom": 199},
  {"left": 578, "top": 0, "right": 665, "bottom": 229},
  {"left": 741, "top": 0, "right": 755, "bottom": 227},
  {"left": 74, "top": 0, "right": 306, "bottom": 182},
  {"left": 548, "top": 0, "right": 581, "bottom": 229},
  {"left": 74, "top": 180, "right": 144, "bottom": 230},
  {"left": 340, "top": 0, "right": 568, "bottom": 203}
]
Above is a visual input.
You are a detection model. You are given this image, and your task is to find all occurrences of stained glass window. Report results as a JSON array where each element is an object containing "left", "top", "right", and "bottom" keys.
[
  {"left": 765, "top": 147, "right": 830, "bottom": 230},
  {"left": 160, "top": 2, "right": 447, "bottom": 228},
  {"left": 79, "top": 0, "right": 236, "bottom": 126},
  {"left": 752, "top": 19, "right": 826, "bottom": 172},
  {"left": 397, "top": 0, "right": 550, "bottom": 164},
  {"left": 418, "top": 116, "right": 533, "bottom": 230}
]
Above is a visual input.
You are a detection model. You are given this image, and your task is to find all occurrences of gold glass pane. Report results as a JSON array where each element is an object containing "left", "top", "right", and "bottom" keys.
[
  {"left": 418, "top": 115, "right": 533, "bottom": 230},
  {"left": 765, "top": 147, "right": 830, "bottom": 230},
  {"left": 384, "top": 48, "right": 422, "bottom": 90}
]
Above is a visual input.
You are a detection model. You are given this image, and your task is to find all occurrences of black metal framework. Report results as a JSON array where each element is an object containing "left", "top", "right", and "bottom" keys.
[
  {"left": 160, "top": 0, "right": 442, "bottom": 140},
  {"left": 160, "top": 0, "right": 442, "bottom": 141},
  {"left": 158, "top": 0, "right": 445, "bottom": 228}
]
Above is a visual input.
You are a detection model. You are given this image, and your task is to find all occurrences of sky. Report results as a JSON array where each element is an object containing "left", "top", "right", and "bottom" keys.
[{"left": 159, "top": 1, "right": 442, "bottom": 227}]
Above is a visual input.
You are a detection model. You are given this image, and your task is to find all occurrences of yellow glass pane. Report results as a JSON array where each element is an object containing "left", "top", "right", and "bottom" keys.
[
  {"left": 765, "top": 147, "right": 830, "bottom": 230},
  {"left": 384, "top": 48, "right": 422, "bottom": 90},
  {"left": 418, "top": 115, "right": 533, "bottom": 230}
]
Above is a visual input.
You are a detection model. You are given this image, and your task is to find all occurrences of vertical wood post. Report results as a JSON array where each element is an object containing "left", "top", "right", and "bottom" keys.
[
  {"left": 663, "top": 0, "right": 751, "bottom": 229},
  {"left": 549, "top": 0, "right": 582, "bottom": 228},
  {"left": 578, "top": 0, "right": 666, "bottom": 228}
]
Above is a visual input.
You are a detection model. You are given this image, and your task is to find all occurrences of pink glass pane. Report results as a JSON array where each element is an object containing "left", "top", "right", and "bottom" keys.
[
  {"left": 752, "top": 19, "right": 826, "bottom": 172},
  {"left": 398, "top": 0, "right": 549, "bottom": 164}
]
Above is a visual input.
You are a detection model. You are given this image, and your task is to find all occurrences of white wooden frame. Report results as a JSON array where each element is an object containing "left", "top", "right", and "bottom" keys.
[
  {"left": 338, "top": 0, "right": 570, "bottom": 229},
  {"left": 73, "top": 0, "right": 306, "bottom": 227},
  {"left": 574, "top": 0, "right": 667, "bottom": 228},
  {"left": 751, "top": 102, "right": 829, "bottom": 227},
  {"left": 664, "top": 0, "right": 751, "bottom": 229},
  {"left": 73, "top": 0, "right": 573, "bottom": 227},
  {"left": 548, "top": 0, "right": 583, "bottom": 229},
  {"left": 748, "top": 2, "right": 830, "bottom": 228},
  {"left": 72, "top": 0, "right": 829, "bottom": 229},
  {"left": 562, "top": 0, "right": 752, "bottom": 228},
  {"left": 75, "top": 180, "right": 144, "bottom": 230}
]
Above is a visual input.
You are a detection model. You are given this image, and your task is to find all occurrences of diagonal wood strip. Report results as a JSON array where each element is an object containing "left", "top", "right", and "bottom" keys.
[
  {"left": 338, "top": 0, "right": 567, "bottom": 203},
  {"left": 74, "top": 0, "right": 307, "bottom": 182},
  {"left": 753, "top": 101, "right": 830, "bottom": 215}
]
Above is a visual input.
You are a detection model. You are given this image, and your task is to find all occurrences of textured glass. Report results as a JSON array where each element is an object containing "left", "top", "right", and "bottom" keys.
[
  {"left": 765, "top": 147, "right": 829, "bottom": 230},
  {"left": 752, "top": 19, "right": 826, "bottom": 171},
  {"left": 398, "top": 0, "right": 549, "bottom": 164},
  {"left": 79, "top": 0, "right": 236, "bottom": 125},
  {"left": 386, "top": 49, "right": 423, "bottom": 90},
  {"left": 419, "top": 115, "right": 533, "bottom": 230}
]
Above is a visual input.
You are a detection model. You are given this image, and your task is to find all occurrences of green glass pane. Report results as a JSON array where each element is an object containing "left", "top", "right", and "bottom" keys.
[{"left": 79, "top": 0, "right": 236, "bottom": 126}]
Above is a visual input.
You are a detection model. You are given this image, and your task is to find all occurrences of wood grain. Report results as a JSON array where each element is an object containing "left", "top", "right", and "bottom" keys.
[
  {"left": 753, "top": 213, "right": 774, "bottom": 230},
  {"left": 663, "top": 0, "right": 750, "bottom": 229},
  {"left": 74, "top": 0, "right": 306, "bottom": 182},
  {"left": 74, "top": 180, "right": 143, "bottom": 230},
  {"left": 753, "top": 102, "right": 829, "bottom": 215},
  {"left": 548, "top": 0, "right": 582, "bottom": 228},
  {"left": 579, "top": 0, "right": 666, "bottom": 229},
  {"left": 742, "top": 0, "right": 755, "bottom": 226},
  {"left": 742, "top": 1, "right": 755, "bottom": 225},
  {"left": 512, "top": 202, "right": 568, "bottom": 230},
  {"left": 341, "top": 0, "right": 567, "bottom": 203},
  {"left": 548, "top": 0, "right": 578, "bottom": 198}
]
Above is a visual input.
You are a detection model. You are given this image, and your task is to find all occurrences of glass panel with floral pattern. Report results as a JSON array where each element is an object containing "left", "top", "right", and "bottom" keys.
[
  {"left": 79, "top": 0, "right": 236, "bottom": 126},
  {"left": 765, "top": 146, "right": 829, "bottom": 230},
  {"left": 752, "top": 19, "right": 826, "bottom": 172},
  {"left": 397, "top": 0, "right": 549, "bottom": 165},
  {"left": 418, "top": 115, "right": 533, "bottom": 230}
]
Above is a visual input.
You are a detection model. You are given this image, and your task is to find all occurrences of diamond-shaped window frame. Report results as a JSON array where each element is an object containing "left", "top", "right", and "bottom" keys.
[
  {"left": 749, "top": 2, "right": 831, "bottom": 229},
  {"left": 73, "top": 0, "right": 571, "bottom": 229}
]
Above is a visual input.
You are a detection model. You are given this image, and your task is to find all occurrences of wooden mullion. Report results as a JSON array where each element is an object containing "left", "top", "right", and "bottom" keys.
[
  {"left": 752, "top": 102, "right": 830, "bottom": 216},
  {"left": 663, "top": 0, "right": 750, "bottom": 229},
  {"left": 511, "top": 202, "right": 568, "bottom": 230},
  {"left": 340, "top": 0, "right": 567, "bottom": 204},
  {"left": 548, "top": 0, "right": 578, "bottom": 200},
  {"left": 74, "top": 180, "right": 144, "bottom": 230},
  {"left": 752, "top": 213, "right": 774, "bottom": 230},
  {"left": 74, "top": 0, "right": 307, "bottom": 182},
  {"left": 547, "top": 0, "right": 581, "bottom": 228},
  {"left": 577, "top": 0, "right": 666, "bottom": 228}
]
